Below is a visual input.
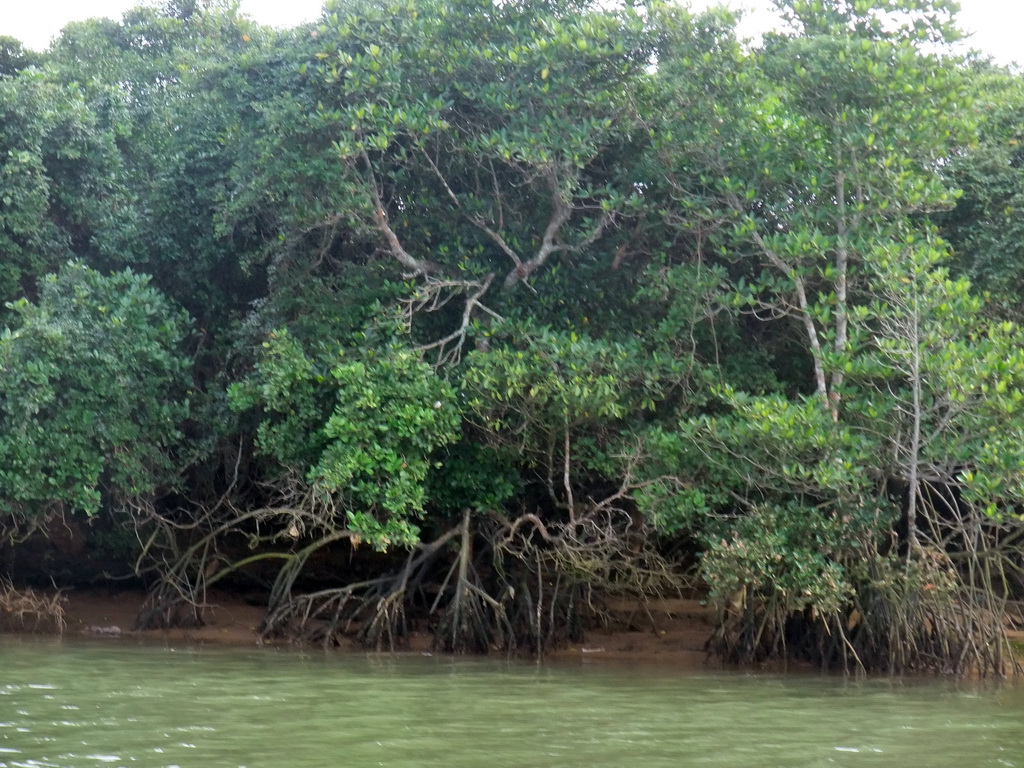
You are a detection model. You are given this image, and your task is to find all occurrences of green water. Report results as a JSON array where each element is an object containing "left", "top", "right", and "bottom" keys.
[{"left": 1, "top": 638, "right": 1023, "bottom": 767}]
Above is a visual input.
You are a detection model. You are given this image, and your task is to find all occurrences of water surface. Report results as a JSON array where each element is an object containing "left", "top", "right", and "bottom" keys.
[{"left": 1, "top": 637, "right": 1022, "bottom": 767}]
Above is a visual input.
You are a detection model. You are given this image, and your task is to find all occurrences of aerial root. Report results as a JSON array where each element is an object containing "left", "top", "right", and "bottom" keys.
[
  {"left": 434, "top": 509, "right": 514, "bottom": 653},
  {"left": 0, "top": 579, "right": 66, "bottom": 634},
  {"left": 707, "top": 552, "right": 1021, "bottom": 676}
]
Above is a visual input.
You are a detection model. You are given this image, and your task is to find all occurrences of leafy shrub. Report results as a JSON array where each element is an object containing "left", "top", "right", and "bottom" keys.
[{"left": 0, "top": 262, "right": 192, "bottom": 525}]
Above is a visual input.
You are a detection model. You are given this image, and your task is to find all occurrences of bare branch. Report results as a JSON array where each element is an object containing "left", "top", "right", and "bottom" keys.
[
  {"left": 721, "top": 185, "right": 832, "bottom": 414},
  {"left": 362, "top": 152, "right": 442, "bottom": 277},
  {"left": 416, "top": 273, "right": 502, "bottom": 366},
  {"left": 502, "top": 168, "right": 574, "bottom": 290}
]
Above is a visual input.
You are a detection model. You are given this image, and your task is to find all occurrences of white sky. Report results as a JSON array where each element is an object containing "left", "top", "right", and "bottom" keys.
[
  {"left": 0, "top": 0, "right": 325, "bottom": 50},
  {"left": 697, "top": 0, "right": 1023, "bottom": 65},
  {"left": 0, "top": 0, "right": 1020, "bottom": 65}
]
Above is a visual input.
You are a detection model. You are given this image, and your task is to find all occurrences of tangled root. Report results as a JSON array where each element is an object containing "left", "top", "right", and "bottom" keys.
[{"left": 0, "top": 580, "right": 66, "bottom": 634}]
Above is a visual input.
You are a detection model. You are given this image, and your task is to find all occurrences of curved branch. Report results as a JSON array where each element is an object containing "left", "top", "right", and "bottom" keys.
[
  {"left": 417, "top": 273, "right": 500, "bottom": 365},
  {"left": 362, "top": 151, "right": 442, "bottom": 277},
  {"left": 502, "top": 169, "right": 574, "bottom": 290}
]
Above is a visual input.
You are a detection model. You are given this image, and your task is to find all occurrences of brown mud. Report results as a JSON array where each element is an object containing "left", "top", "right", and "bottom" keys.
[
  {"left": 38, "top": 588, "right": 716, "bottom": 668},
  {"left": 19, "top": 588, "right": 1024, "bottom": 670}
]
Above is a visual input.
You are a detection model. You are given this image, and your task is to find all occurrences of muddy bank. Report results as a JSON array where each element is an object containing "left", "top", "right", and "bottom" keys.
[
  {"left": 59, "top": 588, "right": 268, "bottom": 647},
  {"left": 12, "top": 588, "right": 1024, "bottom": 671},
  {"left": 21, "top": 588, "right": 715, "bottom": 668}
]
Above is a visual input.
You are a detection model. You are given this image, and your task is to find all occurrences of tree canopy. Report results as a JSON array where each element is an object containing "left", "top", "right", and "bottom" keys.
[{"left": 1, "top": 0, "right": 1023, "bottom": 674}]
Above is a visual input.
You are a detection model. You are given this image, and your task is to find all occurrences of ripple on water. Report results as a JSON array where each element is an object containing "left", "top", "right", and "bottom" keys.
[{"left": 1, "top": 638, "right": 1023, "bottom": 768}]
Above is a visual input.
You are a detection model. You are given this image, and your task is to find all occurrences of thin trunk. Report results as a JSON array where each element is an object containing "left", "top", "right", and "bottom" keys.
[
  {"left": 906, "top": 283, "right": 922, "bottom": 556},
  {"left": 723, "top": 188, "right": 831, "bottom": 410},
  {"left": 830, "top": 170, "right": 848, "bottom": 415},
  {"left": 563, "top": 427, "right": 575, "bottom": 523}
]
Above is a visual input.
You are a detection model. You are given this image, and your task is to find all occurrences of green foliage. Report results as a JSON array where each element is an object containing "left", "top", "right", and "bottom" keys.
[
  {"left": 227, "top": 329, "right": 334, "bottom": 473},
  {"left": 773, "top": 0, "right": 961, "bottom": 44},
  {"left": 0, "top": 72, "right": 95, "bottom": 305},
  {"left": 641, "top": 385, "right": 876, "bottom": 538},
  {"left": 702, "top": 502, "right": 864, "bottom": 618},
  {"left": 935, "top": 67, "right": 1024, "bottom": 315},
  {"left": 635, "top": 0, "right": 1024, "bottom": 672},
  {"left": 317, "top": 346, "right": 460, "bottom": 545},
  {"left": 852, "top": 237, "right": 1024, "bottom": 516},
  {"left": 425, "top": 440, "right": 519, "bottom": 515},
  {"left": 655, "top": 0, "right": 972, "bottom": 405},
  {"left": 301, "top": 0, "right": 667, "bottom": 291},
  {"left": 0, "top": 37, "right": 43, "bottom": 78},
  {"left": 461, "top": 322, "right": 690, "bottom": 516},
  {"left": 229, "top": 328, "right": 460, "bottom": 548},
  {"left": 44, "top": 5, "right": 284, "bottom": 325},
  {"left": 0, "top": 262, "right": 192, "bottom": 521},
  {"left": 464, "top": 325, "right": 665, "bottom": 433},
  {"left": 2, "top": 0, "right": 1023, "bottom": 668}
]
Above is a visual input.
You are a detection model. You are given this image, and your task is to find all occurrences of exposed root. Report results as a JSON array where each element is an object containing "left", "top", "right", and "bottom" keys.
[
  {"left": 260, "top": 524, "right": 461, "bottom": 649},
  {"left": 706, "top": 536, "right": 1024, "bottom": 676},
  {"left": 133, "top": 480, "right": 346, "bottom": 630},
  {"left": 255, "top": 504, "right": 679, "bottom": 657},
  {"left": 0, "top": 580, "right": 66, "bottom": 634},
  {"left": 433, "top": 509, "right": 514, "bottom": 654},
  {"left": 505, "top": 567, "right": 589, "bottom": 656},
  {"left": 494, "top": 505, "right": 685, "bottom": 653},
  {"left": 133, "top": 453, "right": 684, "bottom": 657}
]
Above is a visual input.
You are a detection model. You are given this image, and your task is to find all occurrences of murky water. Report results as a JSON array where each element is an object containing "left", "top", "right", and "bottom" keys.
[{"left": 1, "top": 637, "right": 1022, "bottom": 768}]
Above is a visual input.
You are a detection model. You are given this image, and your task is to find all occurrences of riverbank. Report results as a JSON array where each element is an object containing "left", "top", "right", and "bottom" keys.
[
  {"left": 45, "top": 588, "right": 715, "bottom": 667},
  {"left": 21, "top": 588, "right": 1024, "bottom": 670}
]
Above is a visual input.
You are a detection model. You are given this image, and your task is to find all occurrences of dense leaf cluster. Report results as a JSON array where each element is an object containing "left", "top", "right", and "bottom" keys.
[{"left": 2, "top": 0, "right": 1023, "bottom": 672}]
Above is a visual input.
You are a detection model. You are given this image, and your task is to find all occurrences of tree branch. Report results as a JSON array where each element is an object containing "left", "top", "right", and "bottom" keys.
[
  {"left": 713, "top": 140, "right": 833, "bottom": 414},
  {"left": 502, "top": 168, "right": 574, "bottom": 290},
  {"left": 362, "top": 152, "right": 441, "bottom": 277},
  {"left": 416, "top": 273, "right": 502, "bottom": 365}
]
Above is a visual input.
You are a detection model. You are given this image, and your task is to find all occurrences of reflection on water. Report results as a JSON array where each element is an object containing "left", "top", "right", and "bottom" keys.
[{"left": 0, "top": 636, "right": 1022, "bottom": 767}]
